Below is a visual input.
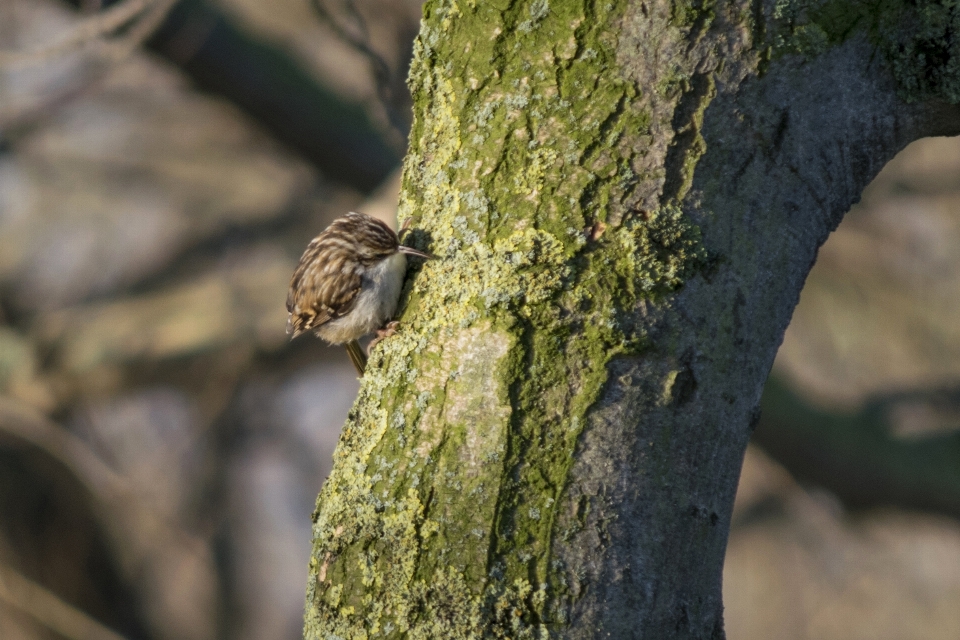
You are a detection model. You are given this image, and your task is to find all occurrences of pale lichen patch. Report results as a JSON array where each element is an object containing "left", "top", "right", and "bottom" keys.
[{"left": 441, "top": 328, "right": 512, "bottom": 473}]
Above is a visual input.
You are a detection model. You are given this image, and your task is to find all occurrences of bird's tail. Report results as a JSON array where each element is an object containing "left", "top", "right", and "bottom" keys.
[{"left": 345, "top": 340, "right": 367, "bottom": 376}]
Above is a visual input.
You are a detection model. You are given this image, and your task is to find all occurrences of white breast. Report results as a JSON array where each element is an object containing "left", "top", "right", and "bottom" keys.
[{"left": 315, "top": 252, "right": 407, "bottom": 344}]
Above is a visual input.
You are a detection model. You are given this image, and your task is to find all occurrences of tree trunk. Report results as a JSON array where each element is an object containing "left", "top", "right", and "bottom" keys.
[{"left": 304, "top": 1, "right": 960, "bottom": 638}]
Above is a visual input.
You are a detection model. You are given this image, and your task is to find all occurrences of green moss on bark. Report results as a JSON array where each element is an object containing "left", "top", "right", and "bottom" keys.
[
  {"left": 293, "top": 1, "right": 960, "bottom": 638},
  {"left": 304, "top": 1, "right": 706, "bottom": 638},
  {"left": 769, "top": 0, "right": 960, "bottom": 103}
]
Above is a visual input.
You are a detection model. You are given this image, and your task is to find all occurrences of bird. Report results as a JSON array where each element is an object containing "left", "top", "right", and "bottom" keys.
[{"left": 286, "top": 211, "right": 431, "bottom": 375}]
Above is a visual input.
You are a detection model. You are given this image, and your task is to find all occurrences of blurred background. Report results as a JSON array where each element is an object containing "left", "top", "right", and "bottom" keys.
[{"left": 1, "top": 1, "right": 959, "bottom": 639}]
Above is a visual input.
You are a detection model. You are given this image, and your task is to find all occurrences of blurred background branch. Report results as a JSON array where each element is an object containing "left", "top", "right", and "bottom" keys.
[
  {"left": 0, "top": 0, "right": 170, "bottom": 69},
  {"left": 756, "top": 378, "right": 960, "bottom": 520},
  {"left": 0, "top": 0, "right": 177, "bottom": 135},
  {"left": 0, "top": 397, "right": 128, "bottom": 502},
  {"left": 3, "top": 0, "right": 403, "bottom": 191},
  {"left": 0, "top": 562, "right": 129, "bottom": 640},
  {"left": 140, "top": 0, "right": 402, "bottom": 190},
  {"left": 309, "top": 0, "right": 412, "bottom": 147}
]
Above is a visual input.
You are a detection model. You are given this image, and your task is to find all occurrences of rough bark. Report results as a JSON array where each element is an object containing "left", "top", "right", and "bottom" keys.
[{"left": 304, "top": 1, "right": 960, "bottom": 638}]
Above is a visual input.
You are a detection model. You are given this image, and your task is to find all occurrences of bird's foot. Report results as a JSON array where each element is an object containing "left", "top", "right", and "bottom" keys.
[{"left": 367, "top": 321, "right": 400, "bottom": 353}]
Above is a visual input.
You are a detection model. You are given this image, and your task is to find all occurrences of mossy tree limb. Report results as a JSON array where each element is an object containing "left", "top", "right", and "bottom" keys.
[{"left": 304, "top": 1, "right": 960, "bottom": 638}]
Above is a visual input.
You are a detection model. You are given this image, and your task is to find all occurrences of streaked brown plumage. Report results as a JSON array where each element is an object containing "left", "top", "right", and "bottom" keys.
[{"left": 286, "top": 211, "right": 429, "bottom": 375}]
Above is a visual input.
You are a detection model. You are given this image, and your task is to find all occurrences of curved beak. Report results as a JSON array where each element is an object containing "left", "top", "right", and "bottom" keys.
[{"left": 398, "top": 245, "right": 433, "bottom": 260}]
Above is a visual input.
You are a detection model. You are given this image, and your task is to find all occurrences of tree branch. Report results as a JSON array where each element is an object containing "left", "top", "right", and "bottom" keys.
[{"left": 302, "top": 1, "right": 960, "bottom": 638}]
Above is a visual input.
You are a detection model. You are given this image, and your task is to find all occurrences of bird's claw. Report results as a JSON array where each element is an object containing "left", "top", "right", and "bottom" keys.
[{"left": 368, "top": 321, "right": 400, "bottom": 353}]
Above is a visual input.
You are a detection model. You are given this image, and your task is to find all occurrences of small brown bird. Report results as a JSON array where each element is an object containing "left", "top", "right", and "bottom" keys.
[{"left": 286, "top": 211, "right": 430, "bottom": 375}]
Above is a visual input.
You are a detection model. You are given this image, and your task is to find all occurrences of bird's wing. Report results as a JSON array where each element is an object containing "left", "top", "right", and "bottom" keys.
[{"left": 286, "top": 240, "right": 362, "bottom": 337}]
